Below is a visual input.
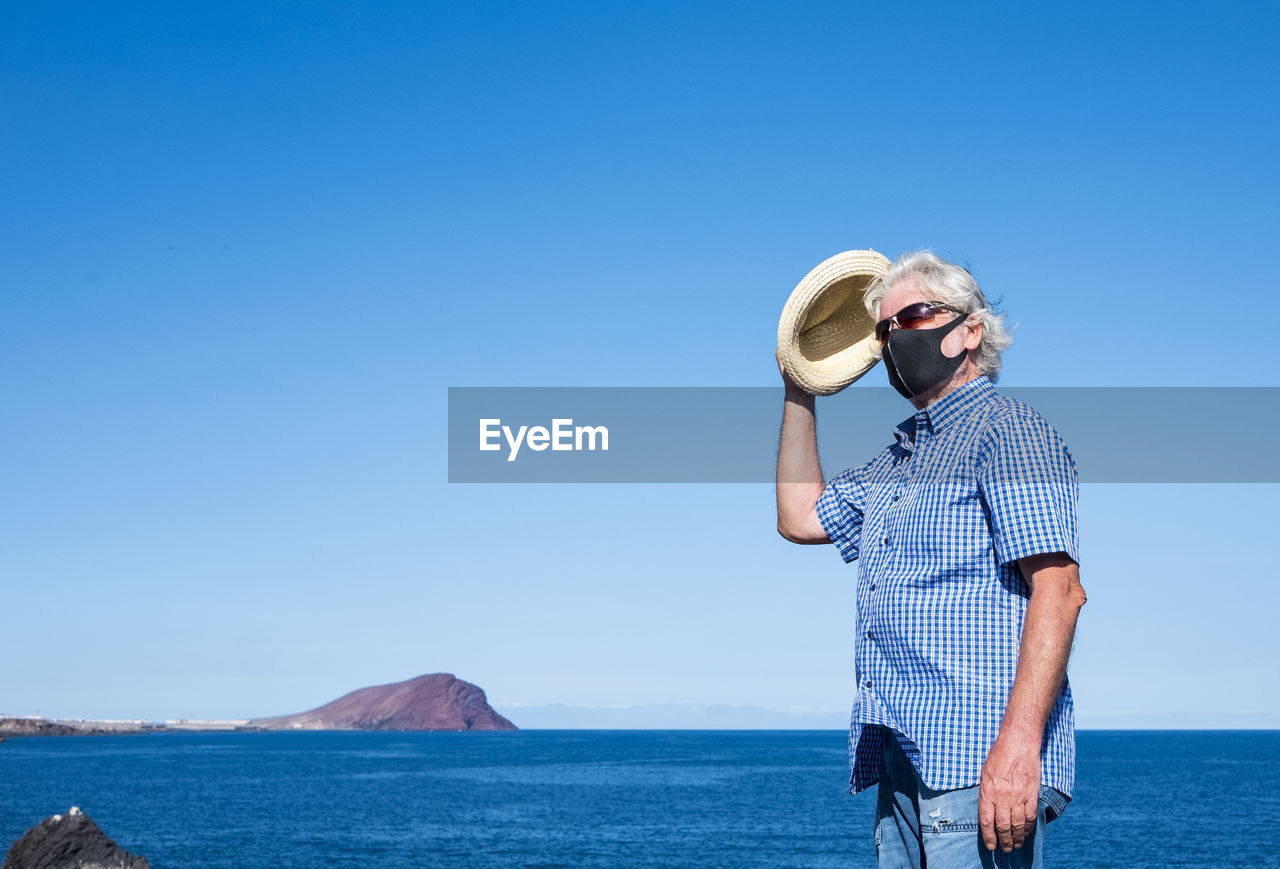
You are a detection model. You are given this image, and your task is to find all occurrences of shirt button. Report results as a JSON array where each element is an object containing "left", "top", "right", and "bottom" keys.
[
  {"left": 870, "top": 583, "right": 877, "bottom": 591},
  {"left": 866, "top": 630, "right": 872, "bottom": 639},
  {"left": 883, "top": 537, "right": 890, "bottom": 546},
  {"left": 865, "top": 680, "right": 873, "bottom": 688},
  {"left": 892, "top": 495, "right": 899, "bottom": 501}
]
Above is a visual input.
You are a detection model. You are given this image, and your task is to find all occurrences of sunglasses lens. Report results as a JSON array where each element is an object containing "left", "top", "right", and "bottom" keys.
[
  {"left": 898, "top": 303, "right": 939, "bottom": 330},
  {"left": 877, "top": 303, "right": 940, "bottom": 341}
]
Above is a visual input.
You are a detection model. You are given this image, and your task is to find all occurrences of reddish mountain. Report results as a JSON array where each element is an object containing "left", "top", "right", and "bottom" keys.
[{"left": 252, "top": 673, "right": 516, "bottom": 731}]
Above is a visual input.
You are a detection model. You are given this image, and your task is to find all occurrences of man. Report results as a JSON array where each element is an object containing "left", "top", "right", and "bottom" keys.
[{"left": 775, "top": 251, "right": 1085, "bottom": 868}]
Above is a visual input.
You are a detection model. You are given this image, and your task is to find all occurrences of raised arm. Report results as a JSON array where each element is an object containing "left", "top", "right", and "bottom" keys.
[{"left": 775, "top": 350, "right": 831, "bottom": 544}]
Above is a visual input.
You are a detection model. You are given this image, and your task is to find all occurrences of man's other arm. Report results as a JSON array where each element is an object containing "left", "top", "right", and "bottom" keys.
[
  {"left": 979, "top": 552, "right": 1086, "bottom": 853},
  {"left": 775, "top": 350, "right": 830, "bottom": 544}
]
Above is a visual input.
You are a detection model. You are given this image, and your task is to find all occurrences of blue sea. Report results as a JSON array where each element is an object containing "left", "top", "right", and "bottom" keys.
[{"left": 2, "top": 730, "right": 1277, "bottom": 867}]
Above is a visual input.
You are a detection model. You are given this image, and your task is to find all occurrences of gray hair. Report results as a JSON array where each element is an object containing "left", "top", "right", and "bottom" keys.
[{"left": 864, "top": 251, "right": 1013, "bottom": 382}]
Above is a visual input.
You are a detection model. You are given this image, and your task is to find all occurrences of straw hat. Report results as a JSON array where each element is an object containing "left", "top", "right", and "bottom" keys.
[{"left": 776, "top": 249, "right": 890, "bottom": 395}]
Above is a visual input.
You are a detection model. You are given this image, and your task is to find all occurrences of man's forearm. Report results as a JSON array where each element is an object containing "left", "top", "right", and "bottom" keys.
[
  {"left": 978, "top": 559, "right": 1084, "bottom": 851},
  {"left": 998, "top": 564, "right": 1085, "bottom": 745},
  {"left": 776, "top": 385, "right": 825, "bottom": 536}
]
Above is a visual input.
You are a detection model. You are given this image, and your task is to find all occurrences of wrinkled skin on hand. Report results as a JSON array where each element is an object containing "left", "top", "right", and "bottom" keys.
[{"left": 978, "top": 734, "right": 1041, "bottom": 853}]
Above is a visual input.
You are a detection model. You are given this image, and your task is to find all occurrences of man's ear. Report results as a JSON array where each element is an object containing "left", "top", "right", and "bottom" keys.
[{"left": 964, "top": 318, "right": 983, "bottom": 351}]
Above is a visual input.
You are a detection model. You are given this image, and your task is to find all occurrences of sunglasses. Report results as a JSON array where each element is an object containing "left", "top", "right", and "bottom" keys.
[{"left": 874, "top": 301, "right": 966, "bottom": 343}]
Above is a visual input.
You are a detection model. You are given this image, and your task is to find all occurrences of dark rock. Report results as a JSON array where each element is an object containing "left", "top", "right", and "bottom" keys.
[
  {"left": 3, "top": 807, "right": 150, "bottom": 869},
  {"left": 0, "top": 719, "right": 95, "bottom": 738},
  {"left": 252, "top": 672, "right": 517, "bottom": 731}
]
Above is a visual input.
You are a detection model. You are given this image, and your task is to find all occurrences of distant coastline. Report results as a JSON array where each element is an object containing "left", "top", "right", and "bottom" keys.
[
  {"left": 1, "top": 715, "right": 265, "bottom": 738},
  {"left": 1, "top": 672, "right": 515, "bottom": 738}
]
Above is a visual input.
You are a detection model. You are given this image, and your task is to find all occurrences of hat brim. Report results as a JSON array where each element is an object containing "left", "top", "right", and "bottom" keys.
[{"left": 777, "top": 249, "right": 889, "bottom": 396}]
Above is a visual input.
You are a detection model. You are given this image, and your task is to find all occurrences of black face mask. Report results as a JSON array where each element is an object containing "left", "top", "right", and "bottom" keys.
[{"left": 881, "top": 313, "right": 969, "bottom": 399}]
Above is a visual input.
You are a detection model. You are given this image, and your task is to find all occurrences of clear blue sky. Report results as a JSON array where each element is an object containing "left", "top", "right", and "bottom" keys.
[{"left": 3, "top": 1, "right": 1276, "bottom": 726}]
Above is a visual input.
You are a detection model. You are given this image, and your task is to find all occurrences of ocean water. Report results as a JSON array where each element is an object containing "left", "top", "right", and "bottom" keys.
[{"left": 2, "top": 730, "right": 1277, "bottom": 868}]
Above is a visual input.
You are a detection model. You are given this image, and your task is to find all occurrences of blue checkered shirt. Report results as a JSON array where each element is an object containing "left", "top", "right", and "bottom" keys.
[{"left": 815, "top": 375, "right": 1079, "bottom": 797}]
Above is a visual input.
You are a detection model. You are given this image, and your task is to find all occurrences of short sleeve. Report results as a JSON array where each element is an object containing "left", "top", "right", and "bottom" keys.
[
  {"left": 976, "top": 406, "right": 1080, "bottom": 567},
  {"left": 815, "top": 464, "right": 868, "bottom": 564}
]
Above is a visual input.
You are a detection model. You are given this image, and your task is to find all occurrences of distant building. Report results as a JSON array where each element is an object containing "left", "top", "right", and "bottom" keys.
[{"left": 163, "top": 719, "right": 252, "bottom": 731}]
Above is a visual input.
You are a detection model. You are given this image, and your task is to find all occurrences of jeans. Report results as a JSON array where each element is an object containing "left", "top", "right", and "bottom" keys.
[{"left": 873, "top": 727, "right": 1066, "bottom": 868}]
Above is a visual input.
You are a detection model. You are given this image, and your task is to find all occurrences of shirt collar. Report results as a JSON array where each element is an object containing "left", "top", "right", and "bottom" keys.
[{"left": 891, "top": 375, "right": 997, "bottom": 447}]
